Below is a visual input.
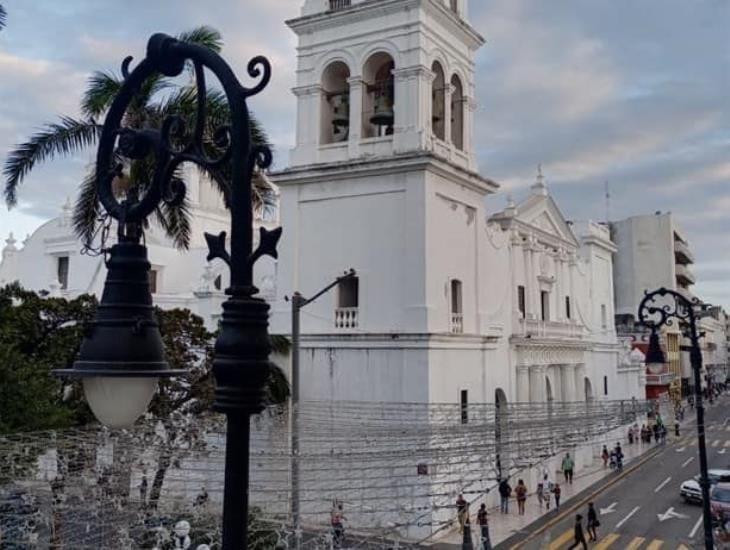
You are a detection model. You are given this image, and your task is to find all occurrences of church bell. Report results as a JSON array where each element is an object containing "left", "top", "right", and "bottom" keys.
[
  {"left": 369, "top": 80, "right": 394, "bottom": 128},
  {"left": 330, "top": 92, "right": 350, "bottom": 129}
]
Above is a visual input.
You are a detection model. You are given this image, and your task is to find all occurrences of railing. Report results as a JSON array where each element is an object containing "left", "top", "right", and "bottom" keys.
[
  {"left": 450, "top": 312, "right": 463, "bottom": 334},
  {"left": 329, "top": 0, "right": 351, "bottom": 11},
  {"left": 517, "top": 318, "right": 582, "bottom": 339},
  {"left": 335, "top": 307, "right": 358, "bottom": 329},
  {"left": 674, "top": 240, "right": 694, "bottom": 264},
  {"left": 646, "top": 372, "right": 675, "bottom": 385},
  {"left": 675, "top": 264, "right": 696, "bottom": 285}
]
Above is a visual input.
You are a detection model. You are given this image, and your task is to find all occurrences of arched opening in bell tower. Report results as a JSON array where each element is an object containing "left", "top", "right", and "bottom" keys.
[
  {"left": 321, "top": 61, "right": 351, "bottom": 144},
  {"left": 362, "top": 52, "right": 395, "bottom": 138},
  {"left": 450, "top": 73, "right": 464, "bottom": 150},
  {"left": 431, "top": 61, "right": 446, "bottom": 141}
]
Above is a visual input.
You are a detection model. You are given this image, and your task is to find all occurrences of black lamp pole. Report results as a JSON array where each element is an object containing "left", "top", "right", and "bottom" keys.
[
  {"left": 638, "top": 288, "right": 713, "bottom": 549},
  {"left": 55, "top": 34, "right": 279, "bottom": 549}
]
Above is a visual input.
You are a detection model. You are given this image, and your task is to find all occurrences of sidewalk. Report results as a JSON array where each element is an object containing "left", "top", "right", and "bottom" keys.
[{"left": 431, "top": 414, "right": 694, "bottom": 549}]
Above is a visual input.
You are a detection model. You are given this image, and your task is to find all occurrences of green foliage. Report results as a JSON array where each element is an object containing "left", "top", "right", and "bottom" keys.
[
  {"left": 0, "top": 283, "right": 96, "bottom": 433},
  {"left": 0, "top": 4, "right": 6, "bottom": 30},
  {"left": 3, "top": 25, "right": 272, "bottom": 250}
]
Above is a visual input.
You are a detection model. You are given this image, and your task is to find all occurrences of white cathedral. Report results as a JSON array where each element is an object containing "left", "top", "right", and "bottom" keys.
[{"left": 0, "top": 0, "right": 644, "bottom": 406}]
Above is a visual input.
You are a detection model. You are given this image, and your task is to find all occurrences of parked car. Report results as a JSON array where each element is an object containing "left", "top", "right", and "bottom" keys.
[
  {"left": 711, "top": 483, "right": 730, "bottom": 517},
  {"left": 681, "top": 469, "right": 730, "bottom": 504}
]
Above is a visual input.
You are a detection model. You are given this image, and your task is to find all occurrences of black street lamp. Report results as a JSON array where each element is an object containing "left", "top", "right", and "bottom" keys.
[
  {"left": 53, "top": 33, "right": 279, "bottom": 549},
  {"left": 638, "top": 287, "right": 713, "bottom": 549}
]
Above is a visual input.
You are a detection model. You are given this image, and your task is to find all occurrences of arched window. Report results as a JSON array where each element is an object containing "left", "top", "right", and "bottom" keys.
[
  {"left": 450, "top": 278, "right": 463, "bottom": 333},
  {"left": 450, "top": 74, "right": 464, "bottom": 150},
  {"left": 321, "top": 61, "right": 351, "bottom": 144},
  {"left": 362, "top": 52, "right": 395, "bottom": 138},
  {"left": 450, "top": 0, "right": 458, "bottom": 13},
  {"left": 431, "top": 61, "right": 446, "bottom": 141}
]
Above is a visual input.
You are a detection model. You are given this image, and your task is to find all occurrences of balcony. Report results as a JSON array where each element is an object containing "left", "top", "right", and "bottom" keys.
[
  {"left": 329, "top": 0, "right": 351, "bottom": 11},
  {"left": 675, "top": 264, "right": 696, "bottom": 285},
  {"left": 674, "top": 240, "right": 694, "bottom": 264},
  {"left": 645, "top": 372, "right": 675, "bottom": 386},
  {"left": 335, "top": 307, "right": 358, "bottom": 329},
  {"left": 517, "top": 318, "right": 583, "bottom": 339},
  {"left": 450, "top": 312, "right": 463, "bottom": 334}
]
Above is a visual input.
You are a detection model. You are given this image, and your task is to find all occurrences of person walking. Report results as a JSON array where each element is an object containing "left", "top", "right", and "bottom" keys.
[
  {"left": 601, "top": 445, "right": 609, "bottom": 468},
  {"left": 568, "top": 514, "right": 588, "bottom": 549},
  {"left": 627, "top": 426, "right": 634, "bottom": 444},
  {"left": 553, "top": 483, "right": 562, "bottom": 510},
  {"left": 587, "top": 502, "right": 599, "bottom": 541},
  {"left": 562, "top": 453, "right": 574, "bottom": 484},
  {"left": 498, "top": 479, "right": 511, "bottom": 514},
  {"left": 614, "top": 442, "right": 624, "bottom": 472},
  {"left": 476, "top": 503, "right": 492, "bottom": 550},
  {"left": 330, "top": 501, "right": 346, "bottom": 548},
  {"left": 515, "top": 479, "right": 527, "bottom": 515},
  {"left": 536, "top": 478, "right": 545, "bottom": 509},
  {"left": 456, "top": 494, "right": 468, "bottom": 533}
]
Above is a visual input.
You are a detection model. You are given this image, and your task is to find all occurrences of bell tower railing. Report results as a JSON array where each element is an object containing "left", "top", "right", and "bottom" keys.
[{"left": 329, "top": 0, "right": 352, "bottom": 11}]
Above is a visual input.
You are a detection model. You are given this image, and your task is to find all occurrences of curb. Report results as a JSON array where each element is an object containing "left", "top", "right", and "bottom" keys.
[{"left": 506, "top": 445, "right": 664, "bottom": 549}]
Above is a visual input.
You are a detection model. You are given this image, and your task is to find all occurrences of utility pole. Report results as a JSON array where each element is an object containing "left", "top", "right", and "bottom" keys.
[{"left": 289, "top": 269, "right": 356, "bottom": 548}]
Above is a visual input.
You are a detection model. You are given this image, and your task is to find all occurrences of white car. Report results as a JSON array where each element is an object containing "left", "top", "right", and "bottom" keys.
[{"left": 680, "top": 469, "right": 730, "bottom": 503}]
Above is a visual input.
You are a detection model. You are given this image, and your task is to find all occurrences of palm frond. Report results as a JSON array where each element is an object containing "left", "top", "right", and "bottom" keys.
[
  {"left": 72, "top": 169, "right": 101, "bottom": 246},
  {"left": 177, "top": 26, "right": 222, "bottom": 52},
  {"left": 3, "top": 117, "right": 102, "bottom": 207},
  {"left": 153, "top": 194, "right": 192, "bottom": 250},
  {"left": 0, "top": 5, "right": 7, "bottom": 30},
  {"left": 81, "top": 71, "right": 123, "bottom": 118}
]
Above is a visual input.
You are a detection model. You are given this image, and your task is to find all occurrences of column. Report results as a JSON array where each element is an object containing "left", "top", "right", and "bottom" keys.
[
  {"left": 523, "top": 245, "right": 534, "bottom": 319},
  {"left": 464, "top": 95, "right": 477, "bottom": 169},
  {"left": 444, "top": 82, "right": 453, "bottom": 146},
  {"left": 529, "top": 365, "right": 547, "bottom": 403},
  {"left": 291, "top": 84, "right": 322, "bottom": 165},
  {"left": 531, "top": 242, "right": 542, "bottom": 319},
  {"left": 517, "top": 365, "right": 530, "bottom": 402},
  {"left": 346, "top": 76, "right": 363, "bottom": 158},
  {"left": 555, "top": 252, "right": 563, "bottom": 321},
  {"left": 562, "top": 364, "right": 576, "bottom": 402},
  {"left": 574, "top": 364, "right": 586, "bottom": 401}
]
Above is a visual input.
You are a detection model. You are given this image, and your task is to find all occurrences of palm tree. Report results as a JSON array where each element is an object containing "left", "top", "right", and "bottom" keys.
[
  {"left": 3, "top": 26, "right": 273, "bottom": 249},
  {"left": 0, "top": 4, "right": 6, "bottom": 30}
]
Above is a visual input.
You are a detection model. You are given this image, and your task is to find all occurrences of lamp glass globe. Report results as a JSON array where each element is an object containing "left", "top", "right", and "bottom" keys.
[{"left": 83, "top": 376, "right": 158, "bottom": 428}]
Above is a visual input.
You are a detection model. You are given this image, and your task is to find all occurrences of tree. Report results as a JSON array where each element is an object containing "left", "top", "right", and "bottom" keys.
[
  {"left": 0, "top": 4, "right": 6, "bottom": 30},
  {"left": 3, "top": 26, "right": 274, "bottom": 250}
]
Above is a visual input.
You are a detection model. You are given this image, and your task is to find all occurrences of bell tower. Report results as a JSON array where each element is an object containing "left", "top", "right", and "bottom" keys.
[{"left": 287, "top": 0, "right": 483, "bottom": 171}]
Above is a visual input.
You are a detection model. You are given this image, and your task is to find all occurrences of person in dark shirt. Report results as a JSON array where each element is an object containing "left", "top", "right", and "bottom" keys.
[
  {"left": 586, "top": 502, "right": 599, "bottom": 541},
  {"left": 568, "top": 514, "right": 588, "bottom": 549}
]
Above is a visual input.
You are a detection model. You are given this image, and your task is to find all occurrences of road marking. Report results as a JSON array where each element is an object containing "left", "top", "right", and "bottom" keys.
[
  {"left": 712, "top": 439, "right": 720, "bottom": 447},
  {"left": 676, "top": 447, "right": 686, "bottom": 453},
  {"left": 547, "top": 527, "right": 573, "bottom": 550},
  {"left": 677, "top": 545, "right": 691, "bottom": 550},
  {"left": 654, "top": 476, "right": 672, "bottom": 492},
  {"left": 689, "top": 514, "right": 703, "bottom": 538},
  {"left": 593, "top": 533, "right": 620, "bottom": 549},
  {"left": 615, "top": 506, "right": 640, "bottom": 529},
  {"left": 657, "top": 507, "right": 689, "bottom": 522},
  {"left": 645, "top": 540, "right": 663, "bottom": 549},
  {"left": 625, "top": 537, "right": 645, "bottom": 550},
  {"left": 719, "top": 448, "right": 727, "bottom": 455},
  {"left": 600, "top": 502, "right": 617, "bottom": 515},
  {"left": 681, "top": 456, "right": 695, "bottom": 468}
]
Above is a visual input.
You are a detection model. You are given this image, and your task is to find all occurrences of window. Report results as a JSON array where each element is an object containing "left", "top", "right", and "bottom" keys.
[
  {"left": 363, "top": 52, "right": 395, "bottom": 138},
  {"left": 321, "top": 61, "right": 351, "bottom": 144},
  {"left": 565, "top": 296, "right": 571, "bottom": 320},
  {"left": 601, "top": 304, "right": 607, "bottom": 329},
  {"left": 450, "top": 0, "right": 458, "bottom": 12},
  {"left": 337, "top": 276, "right": 359, "bottom": 308},
  {"left": 148, "top": 270, "right": 158, "bottom": 294},
  {"left": 540, "top": 291, "right": 549, "bottom": 321},
  {"left": 460, "top": 389, "right": 468, "bottom": 424},
  {"left": 214, "top": 275, "right": 222, "bottom": 291},
  {"left": 517, "top": 285, "right": 526, "bottom": 318},
  {"left": 57, "top": 256, "right": 69, "bottom": 290},
  {"left": 450, "top": 279, "right": 463, "bottom": 333},
  {"left": 431, "top": 61, "right": 446, "bottom": 141},
  {"left": 450, "top": 74, "right": 464, "bottom": 150},
  {"left": 603, "top": 375, "right": 608, "bottom": 396}
]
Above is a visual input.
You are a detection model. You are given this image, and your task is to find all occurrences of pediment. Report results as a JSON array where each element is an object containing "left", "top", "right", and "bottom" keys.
[{"left": 516, "top": 195, "right": 578, "bottom": 246}]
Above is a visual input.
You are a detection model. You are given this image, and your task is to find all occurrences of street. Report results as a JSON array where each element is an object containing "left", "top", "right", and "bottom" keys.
[{"left": 502, "top": 395, "right": 730, "bottom": 549}]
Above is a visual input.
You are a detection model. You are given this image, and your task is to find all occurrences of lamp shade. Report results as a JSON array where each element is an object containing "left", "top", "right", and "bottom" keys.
[
  {"left": 645, "top": 330, "right": 666, "bottom": 374},
  {"left": 54, "top": 239, "right": 184, "bottom": 427}
]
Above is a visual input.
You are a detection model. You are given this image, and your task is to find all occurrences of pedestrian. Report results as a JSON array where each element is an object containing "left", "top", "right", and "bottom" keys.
[
  {"left": 587, "top": 502, "right": 599, "bottom": 541},
  {"left": 653, "top": 423, "right": 660, "bottom": 443},
  {"left": 515, "top": 479, "right": 527, "bottom": 515},
  {"left": 562, "top": 453, "right": 574, "bottom": 484},
  {"left": 536, "top": 478, "right": 545, "bottom": 509},
  {"left": 498, "top": 479, "right": 511, "bottom": 514},
  {"left": 477, "top": 503, "right": 492, "bottom": 550},
  {"left": 139, "top": 475, "right": 148, "bottom": 508},
  {"left": 627, "top": 426, "right": 634, "bottom": 444},
  {"left": 331, "top": 500, "right": 345, "bottom": 548},
  {"left": 641, "top": 424, "right": 649, "bottom": 443},
  {"left": 456, "top": 494, "right": 468, "bottom": 533},
  {"left": 544, "top": 474, "right": 553, "bottom": 510},
  {"left": 614, "top": 442, "right": 624, "bottom": 472},
  {"left": 675, "top": 421, "right": 680, "bottom": 437},
  {"left": 553, "top": 483, "right": 561, "bottom": 510},
  {"left": 601, "top": 445, "right": 609, "bottom": 468},
  {"left": 568, "top": 514, "right": 588, "bottom": 549}
]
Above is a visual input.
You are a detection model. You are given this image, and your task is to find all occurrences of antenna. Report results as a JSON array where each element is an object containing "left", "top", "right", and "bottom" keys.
[{"left": 604, "top": 181, "right": 611, "bottom": 223}]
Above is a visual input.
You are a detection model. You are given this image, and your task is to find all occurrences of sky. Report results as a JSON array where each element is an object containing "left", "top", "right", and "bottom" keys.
[{"left": 0, "top": 0, "right": 728, "bottom": 307}]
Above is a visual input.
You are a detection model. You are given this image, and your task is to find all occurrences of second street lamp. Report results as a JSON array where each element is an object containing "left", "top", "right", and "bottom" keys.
[
  {"left": 638, "top": 287, "right": 713, "bottom": 549},
  {"left": 53, "top": 32, "right": 279, "bottom": 549}
]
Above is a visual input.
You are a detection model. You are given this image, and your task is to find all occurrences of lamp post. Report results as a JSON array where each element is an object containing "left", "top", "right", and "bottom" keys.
[
  {"left": 638, "top": 287, "right": 713, "bottom": 549},
  {"left": 53, "top": 33, "right": 279, "bottom": 549},
  {"left": 288, "top": 269, "right": 356, "bottom": 548}
]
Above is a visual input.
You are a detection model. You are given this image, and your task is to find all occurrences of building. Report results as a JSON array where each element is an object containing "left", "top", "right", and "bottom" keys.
[
  {"left": 270, "top": 0, "right": 642, "bottom": 406},
  {"left": 0, "top": 169, "right": 279, "bottom": 330},
  {"left": 699, "top": 306, "right": 729, "bottom": 387},
  {"left": 611, "top": 212, "right": 697, "bottom": 399}
]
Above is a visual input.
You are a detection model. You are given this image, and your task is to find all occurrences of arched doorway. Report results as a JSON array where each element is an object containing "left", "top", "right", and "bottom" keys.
[
  {"left": 584, "top": 377, "right": 594, "bottom": 402},
  {"left": 545, "top": 376, "right": 553, "bottom": 403}
]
